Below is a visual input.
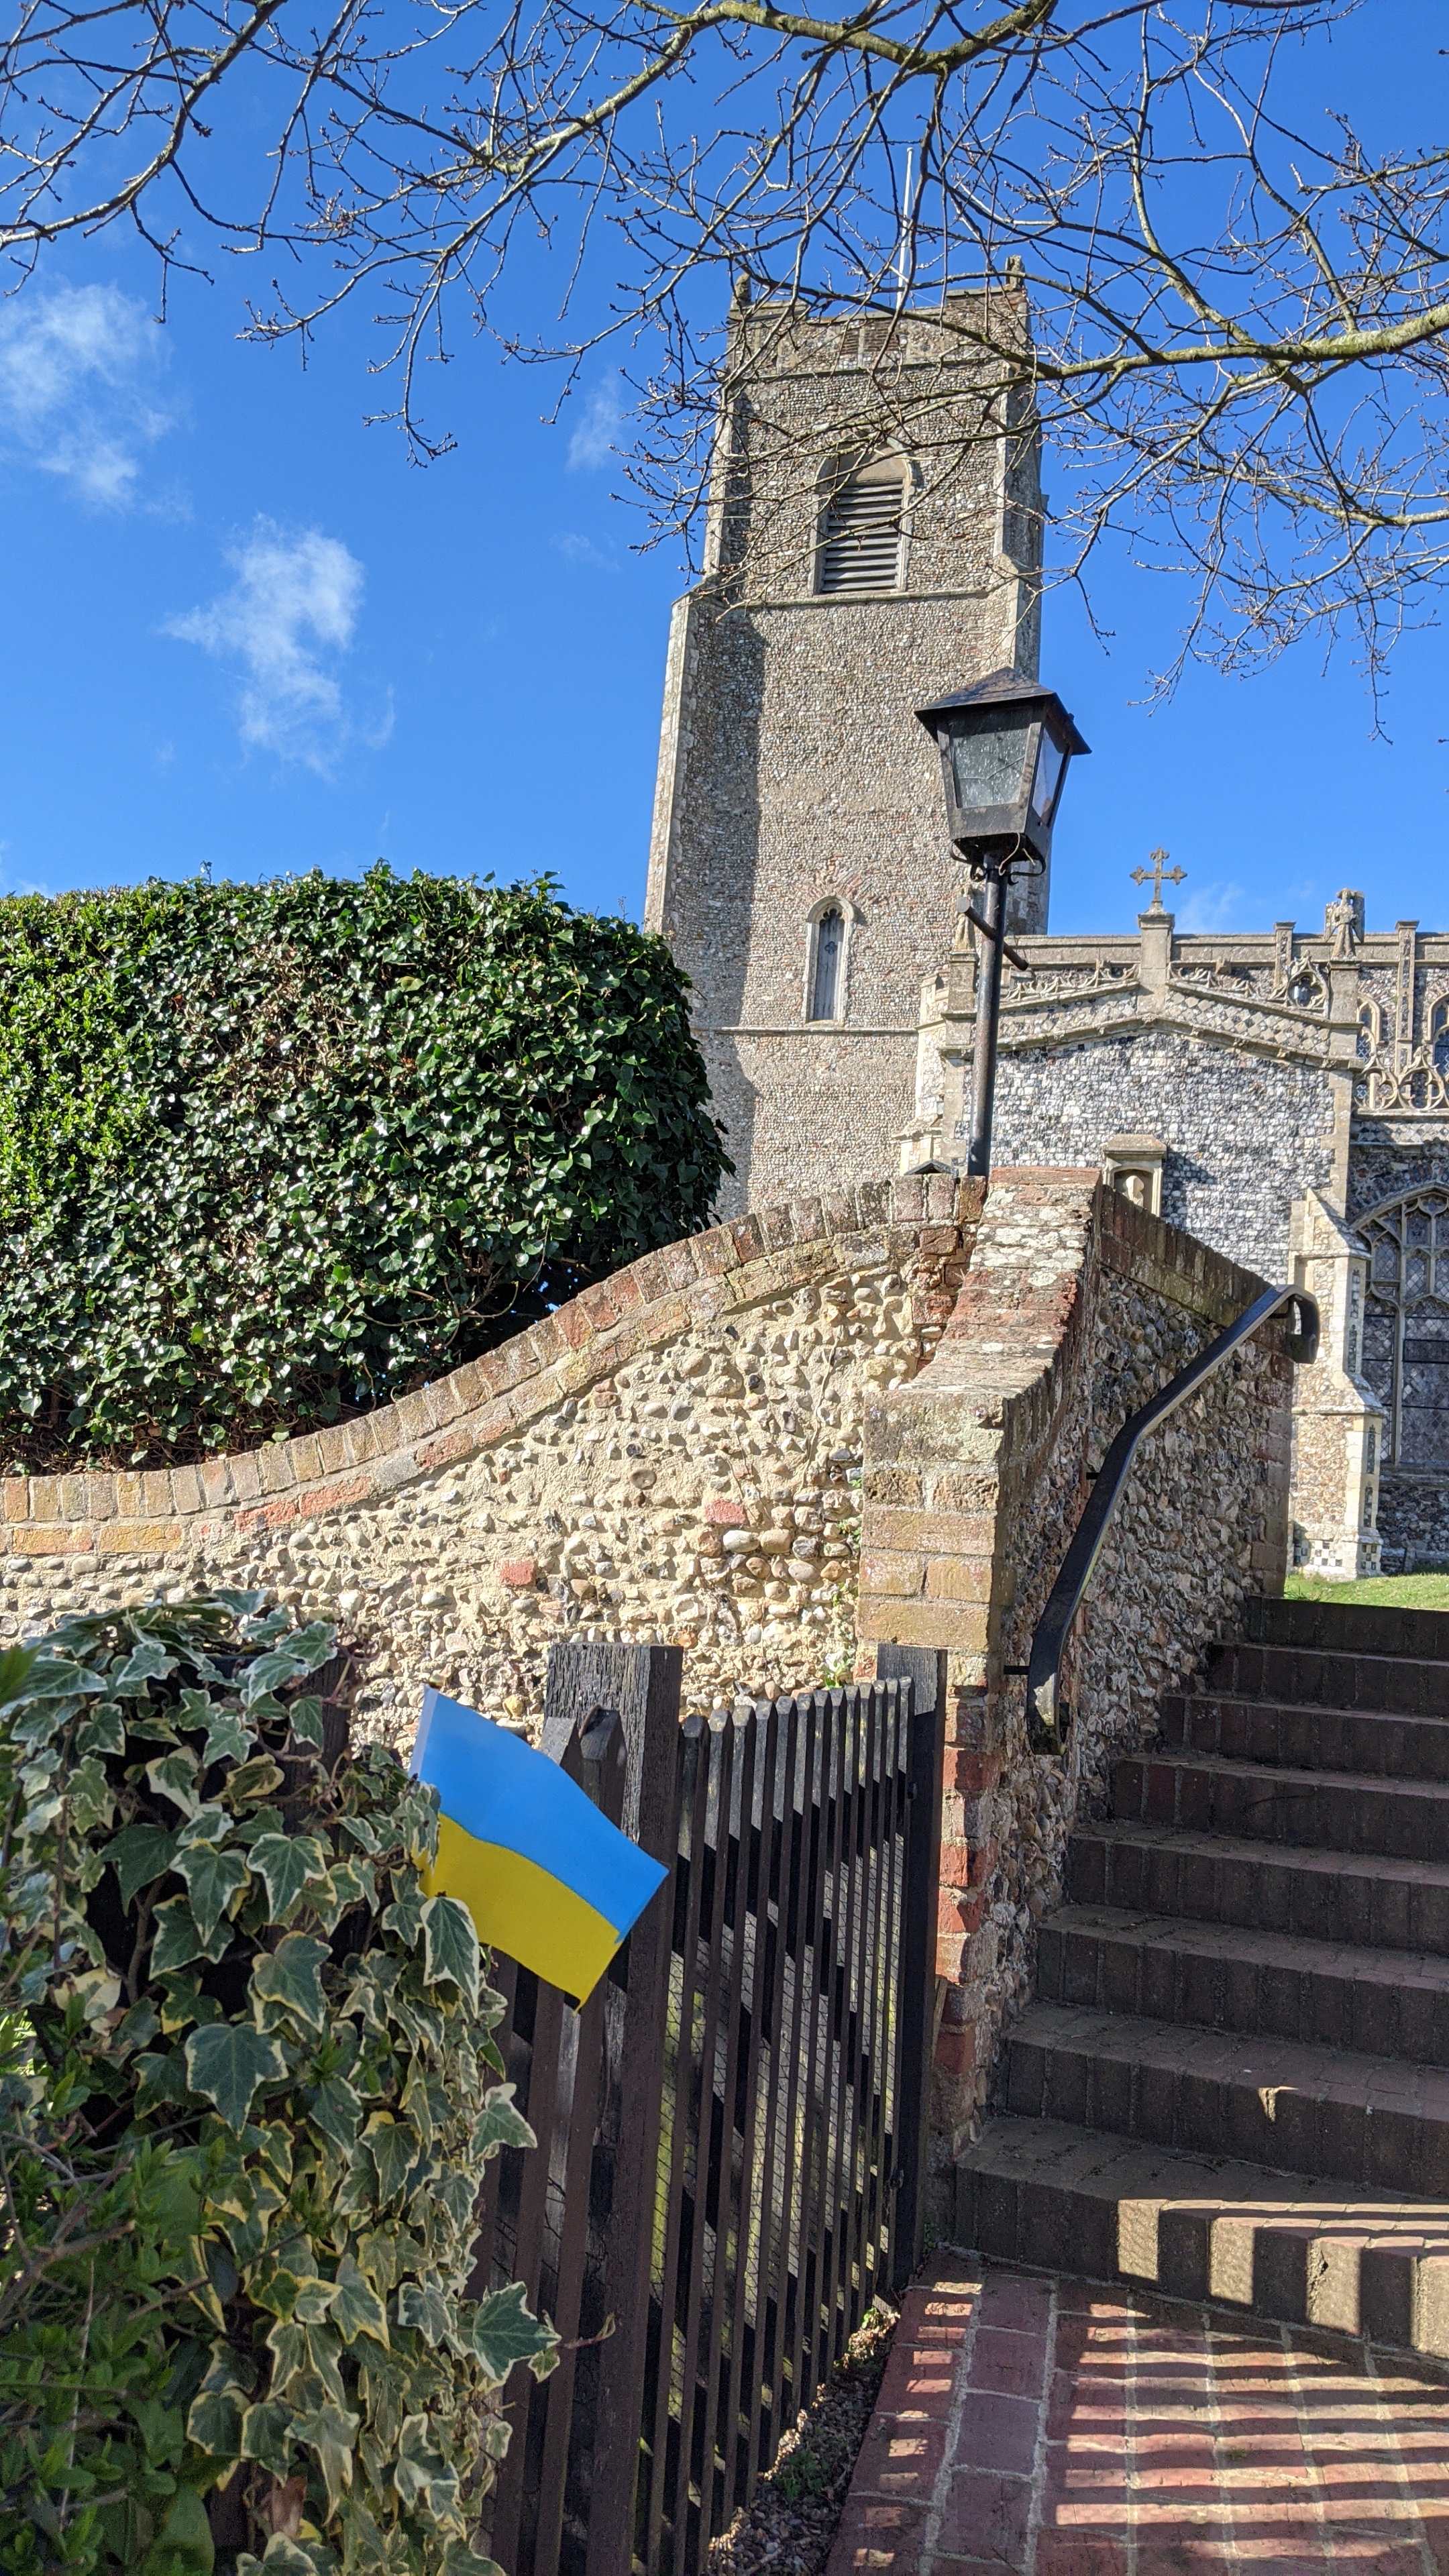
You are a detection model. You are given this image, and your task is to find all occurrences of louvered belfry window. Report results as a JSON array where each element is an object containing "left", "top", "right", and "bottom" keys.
[{"left": 816, "top": 464, "right": 906, "bottom": 596}]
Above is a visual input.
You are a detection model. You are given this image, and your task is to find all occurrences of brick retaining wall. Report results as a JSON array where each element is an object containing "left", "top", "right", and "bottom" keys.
[{"left": 859, "top": 1173, "right": 1295, "bottom": 2174}]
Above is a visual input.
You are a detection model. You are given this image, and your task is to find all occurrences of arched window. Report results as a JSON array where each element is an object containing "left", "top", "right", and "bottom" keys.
[
  {"left": 816, "top": 458, "right": 908, "bottom": 596},
  {"left": 1358, "top": 1000, "right": 1383, "bottom": 1061},
  {"left": 1361, "top": 1187, "right": 1449, "bottom": 1465},
  {"left": 1433, "top": 998, "right": 1449, "bottom": 1073},
  {"left": 810, "top": 907, "right": 845, "bottom": 1020}
]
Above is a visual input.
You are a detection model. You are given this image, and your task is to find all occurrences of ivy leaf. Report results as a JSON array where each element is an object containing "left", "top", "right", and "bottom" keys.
[
  {"left": 202, "top": 1705, "right": 252, "bottom": 1768},
  {"left": 115, "top": 1996, "right": 160, "bottom": 2054},
  {"left": 420, "top": 1894, "right": 480, "bottom": 2010},
  {"left": 134, "top": 2048, "right": 191, "bottom": 2116},
  {"left": 380, "top": 1878, "right": 424, "bottom": 1949},
  {"left": 470, "top": 2281, "right": 559, "bottom": 2386},
  {"left": 331, "top": 2254, "right": 389, "bottom": 2350},
  {"left": 174, "top": 1841, "right": 250, "bottom": 1944},
  {"left": 362, "top": 2114, "right": 420, "bottom": 2205},
  {"left": 0, "top": 1644, "right": 40, "bottom": 1706},
  {"left": 288, "top": 1695, "right": 324, "bottom": 1750},
  {"left": 251, "top": 1933, "right": 330, "bottom": 2035},
  {"left": 224, "top": 1755, "right": 286, "bottom": 1805},
  {"left": 287, "top": 1622, "right": 339, "bottom": 1672},
  {"left": 103, "top": 1822, "right": 179, "bottom": 1907},
  {"left": 63, "top": 1754, "right": 115, "bottom": 1836},
  {"left": 304, "top": 2074, "right": 364, "bottom": 2152},
  {"left": 243, "top": 2546, "right": 323, "bottom": 2576},
  {"left": 248, "top": 1831, "right": 329, "bottom": 1924},
  {"left": 393, "top": 2412, "right": 458, "bottom": 2516},
  {"left": 146, "top": 1747, "right": 203, "bottom": 1820},
  {"left": 75, "top": 1702, "right": 125, "bottom": 1757},
  {"left": 239, "top": 1650, "right": 312, "bottom": 1707},
  {"left": 156, "top": 1970, "right": 218, "bottom": 2034},
  {"left": 113, "top": 1638, "right": 176, "bottom": 1693},
  {"left": 238, "top": 2397, "right": 294, "bottom": 2480},
  {"left": 151, "top": 1895, "right": 231, "bottom": 1976},
  {"left": 474, "top": 2084, "right": 536, "bottom": 2159},
  {"left": 290, "top": 2401, "right": 360, "bottom": 2514},
  {"left": 184, "top": 2023, "right": 287, "bottom": 2133},
  {"left": 395, "top": 2279, "right": 450, "bottom": 2348},
  {"left": 176, "top": 1803, "right": 229, "bottom": 1848},
  {"left": 186, "top": 2381, "right": 246, "bottom": 2457}
]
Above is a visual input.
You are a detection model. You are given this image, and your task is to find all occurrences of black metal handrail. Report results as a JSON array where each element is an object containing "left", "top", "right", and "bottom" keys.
[{"left": 1024, "top": 1283, "right": 1320, "bottom": 1757}]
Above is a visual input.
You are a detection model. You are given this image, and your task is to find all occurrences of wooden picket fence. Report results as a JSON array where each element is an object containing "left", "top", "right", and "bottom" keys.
[{"left": 471, "top": 1639, "right": 945, "bottom": 2576}]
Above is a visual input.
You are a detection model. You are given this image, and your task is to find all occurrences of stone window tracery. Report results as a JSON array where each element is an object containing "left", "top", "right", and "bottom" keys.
[
  {"left": 1432, "top": 997, "right": 1449, "bottom": 1074},
  {"left": 1285, "top": 961, "right": 1326, "bottom": 1011},
  {"left": 1361, "top": 1188, "right": 1449, "bottom": 1467},
  {"left": 1358, "top": 1000, "right": 1383, "bottom": 1061}
]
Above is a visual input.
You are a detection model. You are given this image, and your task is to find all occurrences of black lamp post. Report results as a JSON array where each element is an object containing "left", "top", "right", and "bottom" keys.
[{"left": 916, "top": 672, "right": 1089, "bottom": 1177}]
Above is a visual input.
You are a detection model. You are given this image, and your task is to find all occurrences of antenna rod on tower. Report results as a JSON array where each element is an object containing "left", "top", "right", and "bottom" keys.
[{"left": 897, "top": 147, "right": 914, "bottom": 299}]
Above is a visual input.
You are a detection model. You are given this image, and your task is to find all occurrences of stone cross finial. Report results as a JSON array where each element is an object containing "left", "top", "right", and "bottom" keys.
[{"left": 1131, "top": 849, "right": 1187, "bottom": 912}]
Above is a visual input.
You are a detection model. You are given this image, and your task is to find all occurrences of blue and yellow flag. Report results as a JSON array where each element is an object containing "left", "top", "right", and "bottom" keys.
[{"left": 410, "top": 1689, "right": 669, "bottom": 2003}]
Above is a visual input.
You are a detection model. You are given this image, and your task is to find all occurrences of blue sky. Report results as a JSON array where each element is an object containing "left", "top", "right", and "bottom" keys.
[{"left": 1, "top": 104, "right": 1445, "bottom": 949}]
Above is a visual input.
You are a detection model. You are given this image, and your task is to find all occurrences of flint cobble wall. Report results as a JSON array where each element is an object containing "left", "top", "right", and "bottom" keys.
[
  {"left": 988, "top": 1032, "right": 1335, "bottom": 1281},
  {"left": 859, "top": 1174, "right": 1293, "bottom": 2174},
  {"left": 0, "top": 1177, "right": 979, "bottom": 1743}
]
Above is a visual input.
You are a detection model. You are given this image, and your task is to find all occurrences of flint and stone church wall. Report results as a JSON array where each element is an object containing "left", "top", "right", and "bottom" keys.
[
  {"left": 647, "top": 299, "right": 1449, "bottom": 1581},
  {"left": 645, "top": 297, "right": 1042, "bottom": 1214},
  {"left": 989, "top": 1030, "right": 1335, "bottom": 1282}
]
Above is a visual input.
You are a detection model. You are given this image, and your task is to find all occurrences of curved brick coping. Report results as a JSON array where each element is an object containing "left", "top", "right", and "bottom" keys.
[{"left": 3, "top": 1171, "right": 980, "bottom": 1560}]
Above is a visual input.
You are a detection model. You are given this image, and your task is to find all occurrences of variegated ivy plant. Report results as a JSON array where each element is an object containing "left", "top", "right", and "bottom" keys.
[{"left": 0, "top": 1592, "right": 556, "bottom": 2576}]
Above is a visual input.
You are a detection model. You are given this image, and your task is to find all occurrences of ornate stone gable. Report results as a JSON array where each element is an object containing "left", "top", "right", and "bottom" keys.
[{"left": 906, "top": 900, "right": 1449, "bottom": 1573}]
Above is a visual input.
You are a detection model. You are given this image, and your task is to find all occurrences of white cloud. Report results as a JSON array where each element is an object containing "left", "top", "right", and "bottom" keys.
[
  {"left": 0, "top": 283, "right": 170, "bottom": 505},
  {"left": 167, "top": 520, "right": 366, "bottom": 772},
  {"left": 567, "top": 380, "right": 623, "bottom": 472},
  {"left": 1179, "top": 878, "right": 1244, "bottom": 931},
  {"left": 551, "top": 530, "right": 616, "bottom": 570}
]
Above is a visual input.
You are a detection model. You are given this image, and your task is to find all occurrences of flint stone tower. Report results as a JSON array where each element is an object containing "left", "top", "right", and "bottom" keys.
[{"left": 645, "top": 296, "right": 1042, "bottom": 1215}]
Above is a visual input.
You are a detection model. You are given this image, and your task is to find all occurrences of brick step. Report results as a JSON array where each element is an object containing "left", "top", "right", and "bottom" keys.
[
  {"left": 955, "top": 2115, "right": 1449, "bottom": 2362},
  {"left": 1069, "top": 1820, "right": 1449, "bottom": 1953},
  {"left": 1163, "top": 1689, "right": 1449, "bottom": 1780},
  {"left": 1036, "top": 1904, "right": 1449, "bottom": 2067},
  {"left": 1205, "top": 1638, "right": 1449, "bottom": 1718},
  {"left": 1001, "top": 2001, "right": 1449, "bottom": 2191},
  {"left": 1113, "top": 1746, "right": 1449, "bottom": 1861},
  {"left": 1244, "top": 1593, "right": 1449, "bottom": 1666}
]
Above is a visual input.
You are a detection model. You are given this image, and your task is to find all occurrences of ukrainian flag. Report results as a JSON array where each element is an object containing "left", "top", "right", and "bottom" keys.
[{"left": 410, "top": 1689, "right": 669, "bottom": 2004}]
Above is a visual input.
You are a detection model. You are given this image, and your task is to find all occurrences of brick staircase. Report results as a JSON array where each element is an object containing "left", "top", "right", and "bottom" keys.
[{"left": 957, "top": 1594, "right": 1449, "bottom": 2364}]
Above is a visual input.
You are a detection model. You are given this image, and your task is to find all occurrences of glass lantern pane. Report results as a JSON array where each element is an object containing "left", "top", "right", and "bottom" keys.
[
  {"left": 949, "top": 708, "right": 1031, "bottom": 812},
  {"left": 1030, "top": 730, "right": 1066, "bottom": 821}
]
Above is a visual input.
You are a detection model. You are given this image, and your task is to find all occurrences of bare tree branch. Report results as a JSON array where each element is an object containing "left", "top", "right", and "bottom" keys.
[{"left": 3, "top": 0, "right": 1448, "bottom": 674}]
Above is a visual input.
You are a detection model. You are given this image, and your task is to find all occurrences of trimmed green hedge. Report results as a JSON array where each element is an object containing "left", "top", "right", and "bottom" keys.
[{"left": 0, "top": 869, "right": 726, "bottom": 1472}]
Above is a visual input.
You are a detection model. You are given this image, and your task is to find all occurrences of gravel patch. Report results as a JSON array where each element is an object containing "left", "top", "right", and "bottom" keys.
[{"left": 706, "top": 2301, "right": 897, "bottom": 2576}]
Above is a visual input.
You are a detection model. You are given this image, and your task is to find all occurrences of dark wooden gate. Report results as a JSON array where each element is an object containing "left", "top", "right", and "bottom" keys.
[{"left": 475, "top": 1640, "right": 945, "bottom": 2576}]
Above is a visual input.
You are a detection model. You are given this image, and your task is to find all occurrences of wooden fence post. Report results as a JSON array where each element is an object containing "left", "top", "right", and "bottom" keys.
[
  {"left": 875, "top": 1646, "right": 946, "bottom": 2298},
  {"left": 541, "top": 1641, "right": 684, "bottom": 2576}
]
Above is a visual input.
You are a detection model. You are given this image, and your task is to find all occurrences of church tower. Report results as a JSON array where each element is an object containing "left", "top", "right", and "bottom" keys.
[{"left": 645, "top": 294, "right": 1043, "bottom": 1215}]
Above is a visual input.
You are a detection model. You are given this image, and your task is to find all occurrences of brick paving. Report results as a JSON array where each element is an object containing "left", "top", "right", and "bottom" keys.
[{"left": 825, "top": 2260, "right": 1449, "bottom": 2575}]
